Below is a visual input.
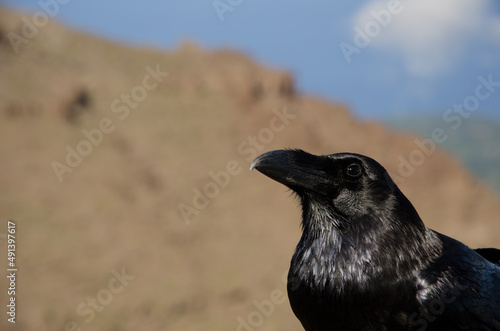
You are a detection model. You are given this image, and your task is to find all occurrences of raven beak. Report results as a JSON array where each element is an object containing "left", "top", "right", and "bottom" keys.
[{"left": 250, "top": 149, "right": 332, "bottom": 194}]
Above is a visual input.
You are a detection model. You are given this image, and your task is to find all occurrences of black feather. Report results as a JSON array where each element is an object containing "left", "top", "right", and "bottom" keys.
[
  {"left": 251, "top": 149, "right": 500, "bottom": 331},
  {"left": 475, "top": 248, "right": 500, "bottom": 265}
]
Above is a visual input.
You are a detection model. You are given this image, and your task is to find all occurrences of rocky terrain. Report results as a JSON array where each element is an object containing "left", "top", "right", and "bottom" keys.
[{"left": 0, "top": 6, "right": 499, "bottom": 331}]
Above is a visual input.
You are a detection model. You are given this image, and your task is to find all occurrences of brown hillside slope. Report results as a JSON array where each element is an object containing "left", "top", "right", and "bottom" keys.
[{"left": 0, "top": 6, "right": 499, "bottom": 331}]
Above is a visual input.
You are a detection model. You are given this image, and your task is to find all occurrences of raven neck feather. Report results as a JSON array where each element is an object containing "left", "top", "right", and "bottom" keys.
[{"left": 290, "top": 195, "right": 439, "bottom": 299}]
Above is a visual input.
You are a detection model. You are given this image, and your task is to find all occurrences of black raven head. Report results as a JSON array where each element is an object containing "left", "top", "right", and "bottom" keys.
[
  {"left": 250, "top": 149, "right": 500, "bottom": 331},
  {"left": 251, "top": 149, "right": 437, "bottom": 330},
  {"left": 250, "top": 149, "right": 424, "bottom": 233}
]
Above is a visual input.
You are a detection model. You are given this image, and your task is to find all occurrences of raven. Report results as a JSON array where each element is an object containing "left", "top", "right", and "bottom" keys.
[{"left": 250, "top": 149, "right": 500, "bottom": 331}]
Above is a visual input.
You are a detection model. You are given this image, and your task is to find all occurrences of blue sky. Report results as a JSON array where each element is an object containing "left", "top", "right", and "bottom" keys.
[{"left": 3, "top": 0, "right": 500, "bottom": 120}]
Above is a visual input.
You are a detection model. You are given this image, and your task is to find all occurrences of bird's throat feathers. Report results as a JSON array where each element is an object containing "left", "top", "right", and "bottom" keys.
[{"left": 291, "top": 195, "right": 435, "bottom": 298}]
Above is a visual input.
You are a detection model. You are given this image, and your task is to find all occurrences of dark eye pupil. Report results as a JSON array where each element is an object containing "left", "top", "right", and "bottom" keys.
[{"left": 346, "top": 164, "right": 361, "bottom": 177}]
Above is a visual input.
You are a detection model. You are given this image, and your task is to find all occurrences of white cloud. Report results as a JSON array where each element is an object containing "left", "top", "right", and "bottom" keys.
[
  {"left": 352, "top": 0, "right": 498, "bottom": 77},
  {"left": 487, "top": 16, "right": 500, "bottom": 46}
]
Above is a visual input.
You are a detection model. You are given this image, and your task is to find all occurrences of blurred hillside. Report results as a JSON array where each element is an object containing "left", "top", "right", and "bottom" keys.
[
  {"left": 387, "top": 117, "right": 500, "bottom": 193},
  {"left": 0, "top": 6, "right": 499, "bottom": 331}
]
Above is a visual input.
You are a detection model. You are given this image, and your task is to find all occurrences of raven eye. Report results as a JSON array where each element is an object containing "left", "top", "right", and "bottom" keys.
[{"left": 346, "top": 164, "right": 362, "bottom": 178}]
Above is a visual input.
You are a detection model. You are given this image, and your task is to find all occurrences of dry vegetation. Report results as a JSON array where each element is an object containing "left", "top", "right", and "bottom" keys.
[{"left": 0, "top": 6, "right": 499, "bottom": 331}]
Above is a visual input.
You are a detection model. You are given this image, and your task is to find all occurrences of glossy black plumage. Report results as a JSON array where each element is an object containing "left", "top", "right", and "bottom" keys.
[{"left": 251, "top": 149, "right": 500, "bottom": 331}]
